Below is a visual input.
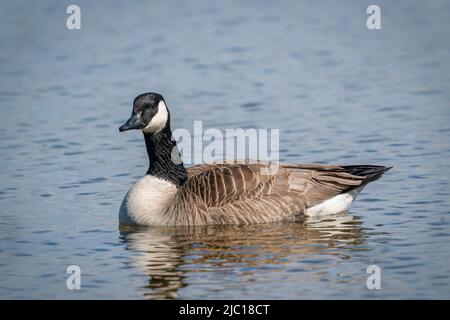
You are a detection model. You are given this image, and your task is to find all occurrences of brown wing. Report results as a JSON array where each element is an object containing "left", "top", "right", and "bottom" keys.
[{"left": 165, "top": 161, "right": 370, "bottom": 226}]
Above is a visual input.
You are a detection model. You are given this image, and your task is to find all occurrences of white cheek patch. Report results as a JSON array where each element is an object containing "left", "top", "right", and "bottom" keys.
[{"left": 142, "top": 100, "right": 169, "bottom": 134}]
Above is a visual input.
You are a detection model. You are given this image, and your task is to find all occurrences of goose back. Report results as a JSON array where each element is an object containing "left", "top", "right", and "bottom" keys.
[{"left": 161, "top": 161, "right": 387, "bottom": 226}]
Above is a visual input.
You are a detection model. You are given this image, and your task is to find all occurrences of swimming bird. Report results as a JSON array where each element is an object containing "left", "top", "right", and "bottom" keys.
[{"left": 118, "top": 92, "right": 391, "bottom": 226}]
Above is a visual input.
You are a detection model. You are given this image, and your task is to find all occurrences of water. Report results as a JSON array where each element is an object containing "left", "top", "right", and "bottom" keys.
[{"left": 1, "top": 0, "right": 450, "bottom": 299}]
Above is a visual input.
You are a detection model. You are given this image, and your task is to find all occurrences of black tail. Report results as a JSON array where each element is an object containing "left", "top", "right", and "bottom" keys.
[{"left": 341, "top": 165, "right": 392, "bottom": 186}]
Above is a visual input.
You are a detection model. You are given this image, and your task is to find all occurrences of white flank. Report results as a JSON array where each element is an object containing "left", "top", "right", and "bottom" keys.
[
  {"left": 142, "top": 100, "right": 169, "bottom": 134},
  {"left": 119, "top": 175, "right": 177, "bottom": 225},
  {"left": 305, "top": 187, "right": 363, "bottom": 216}
]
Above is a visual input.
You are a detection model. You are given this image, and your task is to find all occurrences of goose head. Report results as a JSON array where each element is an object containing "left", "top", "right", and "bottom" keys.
[{"left": 119, "top": 92, "right": 169, "bottom": 134}]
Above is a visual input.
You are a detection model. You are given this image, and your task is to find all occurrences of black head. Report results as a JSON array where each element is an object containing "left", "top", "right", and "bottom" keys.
[{"left": 119, "top": 92, "right": 169, "bottom": 133}]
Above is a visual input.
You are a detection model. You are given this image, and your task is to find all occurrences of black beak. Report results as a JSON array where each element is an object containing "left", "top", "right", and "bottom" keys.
[{"left": 119, "top": 113, "right": 145, "bottom": 132}]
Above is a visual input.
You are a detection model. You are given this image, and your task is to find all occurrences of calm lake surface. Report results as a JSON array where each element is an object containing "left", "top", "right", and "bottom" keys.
[{"left": 1, "top": 0, "right": 450, "bottom": 299}]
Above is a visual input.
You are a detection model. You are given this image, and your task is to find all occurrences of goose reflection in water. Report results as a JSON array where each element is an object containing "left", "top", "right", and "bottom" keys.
[{"left": 119, "top": 213, "right": 366, "bottom": 299}]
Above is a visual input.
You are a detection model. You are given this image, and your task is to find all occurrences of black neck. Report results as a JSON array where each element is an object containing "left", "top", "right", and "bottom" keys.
[{"left": 143, "top": 125, "right": 187, "bottom": 186}]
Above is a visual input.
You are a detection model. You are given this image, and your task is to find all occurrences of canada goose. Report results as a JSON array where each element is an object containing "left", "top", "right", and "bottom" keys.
[{"left": 118, "top": 92, "right": 391, "bottom": 226}]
